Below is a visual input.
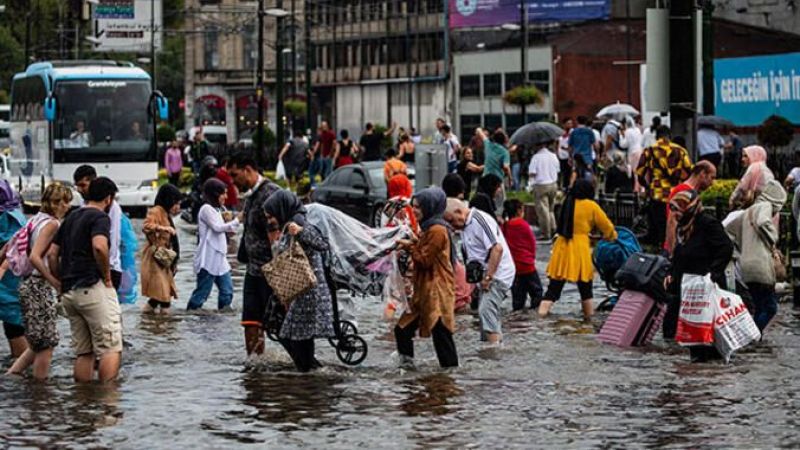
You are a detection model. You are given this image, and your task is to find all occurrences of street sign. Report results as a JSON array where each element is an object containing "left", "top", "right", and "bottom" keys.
[{"left": 92, "top": 0, "right": 162, "bottom": 53}]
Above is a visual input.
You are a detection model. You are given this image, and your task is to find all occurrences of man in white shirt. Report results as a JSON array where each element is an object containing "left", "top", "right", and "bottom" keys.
[
  {"left": 73, "top": 165, "right": 123, "bottom": 290},
  {"left": 528, "top": 143, "right": 560, "bottom": 240},
  {"left": 445, "top": 199, "right": 515, "bottom": 344},
  {"left": 442, "top": 124, "right": 461, "bottom": 173}
]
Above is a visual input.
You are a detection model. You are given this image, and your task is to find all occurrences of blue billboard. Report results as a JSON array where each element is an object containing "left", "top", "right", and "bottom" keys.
[{"left": 714, "top": 52, "right": 800, "bottom": 126}]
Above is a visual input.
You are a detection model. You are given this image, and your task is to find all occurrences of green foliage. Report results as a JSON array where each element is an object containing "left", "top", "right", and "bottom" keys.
[
  {"left": 157, "top": 167, "right": 193, "bottom": 189},
  {"left": 699, "top": 179, "right": 738, "bottom": 205},
  {"left": 0, "top": 26, "right": 24, "bottom": 93},
  {"left": 284, "top": 99, "right": 307, "bottom": 118},
  {"left": 253, "top": 126, "right": 276, "bottom": 150},
  {"left": 757, "top": 115, "right": 794, "bottom": 150},
  {"left": 157, "top": 34, "right": 185, "bottom": 129},
  {"left": 373, "top": 124, "right": 394, "bottom": 152},
  {"left": 157, "top": 123, "right": 176, "bottom": 143},
  {"left": 505, "top": 190, "right": 535, "bottom": 204},
  {"left": 0, "top": 90, "right": 8, "bottom": 104},
  {"left": 503, "top": 85, "right": 544, "bottom": 108}
]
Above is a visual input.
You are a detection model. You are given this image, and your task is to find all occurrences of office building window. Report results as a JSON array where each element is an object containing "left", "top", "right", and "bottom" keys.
[
  {"left": 505, "top": 113, "right": 524, "bottom": 136},
  {"left": 460, "top": 75, "right": 480, "bottom": 98},
  {"left": 204, "top": 25, "right": 219, "bottom": 70},
  {"left": 460, "top": 114, "right": 481, "bottom": 144},
  {"left": 504, "top": 72, "right": 522, "bottom": 91},
  {"left": 483, "top": 74, "right": 501, "bottom": 97},
  {"left": 529, "top": 70, "right": 550, "bottom": 94},
  {"left": 484, "top": 114, "right": 502, "bottom": 131},
  {"left": 242, "top": 24, "right": 256, "bottom": 70}
]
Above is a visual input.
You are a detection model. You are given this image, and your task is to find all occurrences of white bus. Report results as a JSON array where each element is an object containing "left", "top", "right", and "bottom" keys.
[{"left": 9, "top": 61, "right": 168, "bottom": 210}]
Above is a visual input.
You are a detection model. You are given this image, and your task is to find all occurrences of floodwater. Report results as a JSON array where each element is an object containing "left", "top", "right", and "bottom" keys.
[{"left": 2, "top": 220, "right": 800, "bottom": 449}]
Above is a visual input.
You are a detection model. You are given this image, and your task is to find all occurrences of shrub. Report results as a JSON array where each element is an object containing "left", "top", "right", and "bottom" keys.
[
  {"left": 503, "top": 85, "right": 544, "bottom": 108},
  {"left": 699, "top": 179, "right": 739, "bottom": 205},
  {"left": 157, "top": 123, "right": 176, "bottom": 143}
]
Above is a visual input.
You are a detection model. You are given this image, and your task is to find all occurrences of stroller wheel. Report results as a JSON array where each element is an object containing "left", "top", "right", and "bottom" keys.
[
  {"left": 327, "top": 320, "right": 359, "bottom": 347},
  {"left": 336, "top": 334, "right": 368, "bottom": 366}
]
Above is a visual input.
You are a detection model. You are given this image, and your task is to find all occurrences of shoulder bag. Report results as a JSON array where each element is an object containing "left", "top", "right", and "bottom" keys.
[{"left": 261, "top": 235, "right": 317, "bottom": 306}]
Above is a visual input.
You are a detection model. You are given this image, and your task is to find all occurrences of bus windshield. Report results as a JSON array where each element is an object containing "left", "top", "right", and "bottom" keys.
[{"left": 53, "top": 79, "right": 154, "bottom": 162}]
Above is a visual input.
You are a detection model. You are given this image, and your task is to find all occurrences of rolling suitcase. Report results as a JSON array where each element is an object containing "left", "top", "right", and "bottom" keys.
[{"left": 597, "top": 290, "right": 666, "bottom": 347}]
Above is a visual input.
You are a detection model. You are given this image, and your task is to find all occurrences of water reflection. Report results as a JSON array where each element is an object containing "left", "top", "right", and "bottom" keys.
[{"left": 400, "top": 373, "right": 463, "bottom": 417}]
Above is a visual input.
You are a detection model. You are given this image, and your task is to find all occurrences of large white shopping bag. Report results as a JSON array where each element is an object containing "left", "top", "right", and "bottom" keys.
[
  {"left": 713, "top": 288, "right": 761, "bottom": 362},
  {"left": 676, "top": 274, "right": 716, "bottom": 346}
]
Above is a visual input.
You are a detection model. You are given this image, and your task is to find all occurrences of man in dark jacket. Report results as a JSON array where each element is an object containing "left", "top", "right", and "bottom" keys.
[{"left": 227, "top": 153, "right": 281, "bottom": 356}]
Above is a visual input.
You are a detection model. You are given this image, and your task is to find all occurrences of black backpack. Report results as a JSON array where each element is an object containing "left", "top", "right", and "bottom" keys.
[{"left": 615, "top": 252, "right": 671, "bottom": 303}]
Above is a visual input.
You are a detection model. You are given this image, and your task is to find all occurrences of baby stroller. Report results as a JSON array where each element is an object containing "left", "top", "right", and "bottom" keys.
[
  {"left": 264, "top": 268, "right": 368, "bottom": 366},
  {"left": 592, "top": 226, "right": 641, "bottom": 311}
]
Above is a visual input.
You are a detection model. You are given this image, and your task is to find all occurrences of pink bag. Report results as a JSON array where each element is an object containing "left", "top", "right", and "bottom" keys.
[
  {"left": 597, "top": 290, "right": 665, "bottom": 347},
  {"left": 454, "top": 262, "right": 473, "bottom": 312}
]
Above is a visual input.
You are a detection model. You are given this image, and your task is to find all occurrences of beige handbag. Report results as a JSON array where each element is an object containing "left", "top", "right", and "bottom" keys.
[
  {"left": 153, "top": 246, "right": 177, "bottom": 268},
  {"left": 261, "top": 237, "right": 317, "bottom": 306}
]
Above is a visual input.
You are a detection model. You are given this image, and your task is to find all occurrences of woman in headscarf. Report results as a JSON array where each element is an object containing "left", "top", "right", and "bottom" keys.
[
  {"left": 187, "top": 178, "right": 241, "bottom": 311},
  {"left": 470, "top": 174, "right": 502, "bottom": 221},
  {"left": 724, "top": 180, "right": 787, "bottom": 334},
  {"left": 0, "top": 181, "right": 27, "bottom": 359},
  {"left": 664, "top": 189, "right": 733, "bottom": 361},
  {"left": 538, "top": 179, "right": 616, "bottom": 320},
  {"left": 395, "top": 187, "right": 458, "bottom": 368},
  {"left": 730, "top": 145, "right": 774, "bottom": 210},
  {"left": 263, "top": 190, "right": 334, "bottom": 372},
  {"left": 603, "top": 150, "right": 633, "bottom": 194},
  {"left": 142, "top": 183, "right": 183, "bottom": 314}
]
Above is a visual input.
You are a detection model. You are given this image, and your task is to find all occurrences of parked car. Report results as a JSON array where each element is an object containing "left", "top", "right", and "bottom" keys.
[{"left": 311, "top": 162, "right": 389, "bottom": 227}]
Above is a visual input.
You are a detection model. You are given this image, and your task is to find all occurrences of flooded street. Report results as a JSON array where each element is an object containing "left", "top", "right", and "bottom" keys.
[{"left": 2, "top": 219, "right": 800, "bottom": 448}]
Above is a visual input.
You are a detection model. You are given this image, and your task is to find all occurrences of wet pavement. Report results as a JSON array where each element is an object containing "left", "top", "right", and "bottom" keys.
[{"left": 2, "top": 219, "right": 800, "bottom": 448}]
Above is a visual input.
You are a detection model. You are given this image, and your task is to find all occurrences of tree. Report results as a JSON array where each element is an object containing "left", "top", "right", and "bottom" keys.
[
  {"left": 757, "top": 115, "right": 794, "bottom": 154},
  {"left": 0, "top": 25, "right": 24, "bottom": 93}
]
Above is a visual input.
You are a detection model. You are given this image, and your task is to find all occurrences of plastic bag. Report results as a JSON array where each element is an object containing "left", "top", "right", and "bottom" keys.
[
  {"left": 383, "top": 253, "right": 410, "bottom": 320},
  {"left": 276, "top": 160, "right": 287, "bottom": 180},
  {"left": 454, "top": 261, "right": 473, "bottom": 311},
  {"left": 306, "top": 203, "right": 412, "bottom": 296},
  {"left": 713, "top": 288, "right": 761, "bottom": 362},
  {"left": 676, "top": 274, "right": 716, "bottom": 346},
  {"left": 117, "top": 213, "right": 139, "bottom": 304}
]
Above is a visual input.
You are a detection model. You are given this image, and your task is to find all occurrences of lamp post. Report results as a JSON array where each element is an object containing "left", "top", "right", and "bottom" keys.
[
  {"left": 151, "top": 0, "right": 156, "bottom": 91},
  {"left": 257, "top": 5, "right": 289, "bottom": 168},
  {"left": 304, "top": 0, "right": 312, "bottom": 132},
  {"left": 274, "top": 1, "right": 285, "bottom": 149}
]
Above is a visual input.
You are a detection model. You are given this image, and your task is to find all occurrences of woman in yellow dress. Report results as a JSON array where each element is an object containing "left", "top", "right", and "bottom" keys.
[{"left": 538, "top": 179, "right": 616, "bottom": 320}]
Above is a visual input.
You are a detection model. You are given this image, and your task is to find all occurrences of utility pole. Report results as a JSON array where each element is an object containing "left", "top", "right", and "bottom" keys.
[
  {"left": 24, "top": 8, "right": 32, "bottom": 65},
  {"left": 257, "top": 0, "right": 266, "bottom": 167},
  {"left": 304, "top": 0, "right": 312, "bottom": 131},
  {"left": 521, "top": 0, "right": 528, "bottom": 124},
  {"left": 151, "top": 0, "right": 156, "bottom": 90},
  {"left": 669, "top": 0, "right": 696, "bottom": 151},
  {"left": 405, "top": 1, "right": 412, "bottom": 131},
  {"left": 291, "top": 0, "right": 296, "bottom": 97},
  {"left": 276, "top": 0, "right": 285, "bottom": 145}
]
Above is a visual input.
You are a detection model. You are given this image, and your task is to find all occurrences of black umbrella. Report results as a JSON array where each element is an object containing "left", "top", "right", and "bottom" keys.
[
  {"left": 697, "top": 115, "right": 734, "bottom": 128},
  {"left": 509, "top": 121, "right": 564, "bottom": 147}
]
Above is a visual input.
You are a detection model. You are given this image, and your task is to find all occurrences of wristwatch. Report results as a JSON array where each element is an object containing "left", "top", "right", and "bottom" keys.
[{"left": 483, "top": 274, "right": 493, "bottom": 282}]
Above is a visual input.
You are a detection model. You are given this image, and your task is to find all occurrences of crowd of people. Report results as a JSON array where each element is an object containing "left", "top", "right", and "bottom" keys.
[{"left": 0, "top": 111, "right": 794, "bottom": 383}]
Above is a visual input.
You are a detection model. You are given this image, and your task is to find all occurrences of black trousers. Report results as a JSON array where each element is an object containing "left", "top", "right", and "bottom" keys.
[
  {"left": 394, "top": 318, "right": 458, "bottom": 368},
  {"left": 512, "top": 272, "right": 544, "bottom": 310},
  {"left": 646, "top": 200, "right": 667, "bottom": 248},
  {"left": 279, "top": 338, "right": 319, "bottom": 373}
]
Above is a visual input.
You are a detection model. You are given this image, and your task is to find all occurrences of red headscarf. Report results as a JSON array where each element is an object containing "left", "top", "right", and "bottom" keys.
[
  {"left": 387, "top": 174, "right": 417, "bottom": 231},
  {"left": 388, "top": 174, "right": 413, "bottom": 199}
]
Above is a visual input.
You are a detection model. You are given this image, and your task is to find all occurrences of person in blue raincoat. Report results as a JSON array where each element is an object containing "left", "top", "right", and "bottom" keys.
[{"left": 0, "top": 181, "right": 28, "bottom": 358}]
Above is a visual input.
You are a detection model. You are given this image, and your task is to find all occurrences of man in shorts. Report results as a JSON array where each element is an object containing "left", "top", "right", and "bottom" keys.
[
  {"left": 49, "top": 177, "right": 121, "bottom": 382},
  {"left": 445, "top": 198, "right": 516, "bottom": 344},
  {"left": 227, "top": 153, "right": 281, "bottom": 355}
]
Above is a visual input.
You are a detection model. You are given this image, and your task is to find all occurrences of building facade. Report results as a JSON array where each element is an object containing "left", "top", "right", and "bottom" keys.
[{"left": 307, "top": 0, "right": 448, "bottom": 140}]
